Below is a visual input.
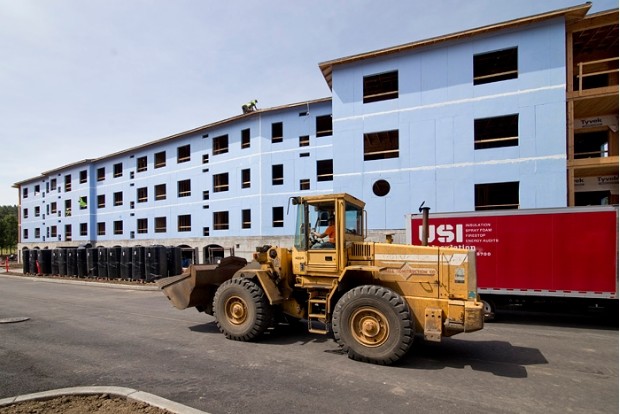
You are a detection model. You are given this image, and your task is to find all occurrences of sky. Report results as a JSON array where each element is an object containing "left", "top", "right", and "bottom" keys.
[{"left": 0, "top": 0, "right": 617, "bottom": 206}]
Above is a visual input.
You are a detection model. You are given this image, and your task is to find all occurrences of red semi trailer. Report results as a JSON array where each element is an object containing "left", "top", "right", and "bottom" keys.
[{"left": 407, "top": 206, "right": 618, "bottom": 319}]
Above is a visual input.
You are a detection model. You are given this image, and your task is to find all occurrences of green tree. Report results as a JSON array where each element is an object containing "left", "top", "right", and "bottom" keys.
[{"left": 0, "top": 205, "right": 18, "bottom": 255}]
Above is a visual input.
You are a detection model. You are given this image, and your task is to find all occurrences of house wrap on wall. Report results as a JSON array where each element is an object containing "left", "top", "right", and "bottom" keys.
[{"left": 13, "top": 3, "right": 619, "bottom": 263}]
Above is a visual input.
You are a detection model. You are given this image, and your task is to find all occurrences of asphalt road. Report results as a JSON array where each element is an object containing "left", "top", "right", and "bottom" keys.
[{"left": 0, "top": 275, "right": 617, "bottom": 414}]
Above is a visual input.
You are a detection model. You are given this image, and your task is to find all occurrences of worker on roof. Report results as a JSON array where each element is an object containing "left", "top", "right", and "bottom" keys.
[{"left": 242, "top": 99, "right": 258, "bottom": 114}]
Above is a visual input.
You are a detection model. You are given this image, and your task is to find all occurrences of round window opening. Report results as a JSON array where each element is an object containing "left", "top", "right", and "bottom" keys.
[{"left": 372, "top": 179, "right": 391, "bottom": 197}]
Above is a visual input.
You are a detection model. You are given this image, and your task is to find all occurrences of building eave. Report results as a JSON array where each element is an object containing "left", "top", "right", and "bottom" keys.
[{"left": 318, "top": 2, "right": 592, "bottom": 88}]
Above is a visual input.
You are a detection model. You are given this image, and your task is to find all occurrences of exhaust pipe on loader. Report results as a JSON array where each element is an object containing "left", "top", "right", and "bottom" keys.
[
  {"left": 419, "top": 201, "right": 431, "bottom": 246},
  {"left": 156, "top": 256, "right": 247, "bottom": 314}
]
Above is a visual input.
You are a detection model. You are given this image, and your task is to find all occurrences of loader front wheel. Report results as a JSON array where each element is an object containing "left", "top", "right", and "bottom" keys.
[
  {"left": 332, "top": 285, "right": 413, "bottom": 365},
  {"left": 213, "top": 278, "right": 272, "bottom": 341}
]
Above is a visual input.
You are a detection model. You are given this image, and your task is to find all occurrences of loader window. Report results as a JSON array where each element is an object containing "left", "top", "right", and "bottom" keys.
[
  {"left": 294, "top": 201, "right": 336, "bottom": 250},
  {"left": 294, "top": 202, "right": 309, "bottom": 250},
  {"left": 345, "top": 202, "right": 364, "bottom": 237}
]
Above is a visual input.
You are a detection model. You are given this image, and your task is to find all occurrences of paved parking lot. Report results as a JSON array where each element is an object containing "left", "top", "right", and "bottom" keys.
[{"left": 1, "top": 274, "right": 617, "bottom": 414}]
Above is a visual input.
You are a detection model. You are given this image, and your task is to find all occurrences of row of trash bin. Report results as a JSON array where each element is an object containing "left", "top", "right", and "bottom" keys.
[{"left": 22, "top": 246, "right": 184, "bottom": 281}]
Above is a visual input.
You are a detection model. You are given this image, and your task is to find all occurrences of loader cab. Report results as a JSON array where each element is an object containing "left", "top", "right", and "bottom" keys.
[{"left": 292, "top": 193, "right": 366, "bottom": 276}]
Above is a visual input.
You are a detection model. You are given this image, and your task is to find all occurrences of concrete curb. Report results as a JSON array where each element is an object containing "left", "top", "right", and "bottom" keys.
[
  {"left": 0, "top": 273, "right": 159, "bottom": 291},
  {"left": 0, "top": 386, "right": 209, "bottom": 414}
]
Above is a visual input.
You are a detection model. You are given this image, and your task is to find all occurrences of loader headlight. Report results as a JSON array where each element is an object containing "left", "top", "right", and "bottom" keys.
[{"left": 269, "top": 249, "right": 278, "bottom": 259}]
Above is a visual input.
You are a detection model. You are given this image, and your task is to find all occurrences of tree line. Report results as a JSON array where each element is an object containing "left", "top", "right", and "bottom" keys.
[{"left": 0, "top": 205, "right": 18, "bottom": 255}]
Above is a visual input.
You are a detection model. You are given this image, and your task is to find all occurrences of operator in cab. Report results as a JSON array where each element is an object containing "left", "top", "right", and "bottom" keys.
[{"left": 312, "top": 215, "right": 335, "bottom": 248}]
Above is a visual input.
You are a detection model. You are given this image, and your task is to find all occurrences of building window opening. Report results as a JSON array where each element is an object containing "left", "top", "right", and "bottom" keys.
[
  {"left": 155, "top": 184, "right": 166, "bottom": 200},
  {"left": 272, "top": 164, "right": 284, "bottom": 186},
  {"left": 272, "top": 206, "right": 284, "bottom": 228},
  {"left": 364, "top": 130, "right": 399, "bottom": 161},
  {"left": 114, "top": 220, "right": 123, "bottom": 235},
  {"left": 137, "top": 156, "right": 147, "bottom": 172},
  {"left": 575, "top": 190, "right": 613, "bottom": 206},
  {"left": 177, "top": 144, "right": 191, "bottom": 163},
  {"left": 317, "top": 159, "right": 333, "bottom": 182},
  {"left": 574, "top": 130, "right": 612, "bottom": 159},
  {"left": 242, "top": 209, "right": 251, "bottom": 229},
  {"left": 178, "top": 215, "right": 191, "bottom": 232},
  {"left": 241, "top": 128, "right": 251, "bottom": 149},
  {"left": 79, "top": 170, "right": 87, "bottom": 184},
  {"left": 363, "top": 71, "right": 398, "bottom": 103},
  {"left": 113, "top": 163, "right": 123, "bottom": 177},
  {"left": 241, "top": 169, "right": 251, "bottom": 189},
  {"left": 114, "top": 192, "right": 123, "bottom": 206},
  {"left": 178, "top": 179, "right": 191, "bottom": 198},
  {"left": 137, "top": 187, "right": 148, "bottom": 203},
  {"left": 155, "top": 217, "right": 167, "bottom": 233},
  {"left": 475, "top": 181, "right": 519, "bottom": 210},
  {"left": 474, "top": 114, "right": 519, "bottom": 150},
  {"left": 213, "top": 173, "right": 229, "bottom": 193},
  {"left": 474, "top": 47, "right": 518, "bottom": 85},
  {"left": 299, "top": 135, "right": 310, "bottom": 147},
  {"left": 213, "top": 134, "right": 229, "bottom": 155},
  {"left": 300, "top": 179, "right": 310, "bottom": 191},
  {"left": 155, "top": 151, "right": 166, "bottom": 168},
  {"left": 316, "top": 115, "right": 333, "bottom": 137},
  {"left": 272, "top": 122, "right": 283, "bottom": 143},
  {"left": 214, "top": 211, "right": 229, "bottom": 230}
]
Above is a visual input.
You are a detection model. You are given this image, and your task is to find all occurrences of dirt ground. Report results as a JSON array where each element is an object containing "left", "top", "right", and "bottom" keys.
[{"left": 0, "top": 394, "right": 172, "bottom": 413}]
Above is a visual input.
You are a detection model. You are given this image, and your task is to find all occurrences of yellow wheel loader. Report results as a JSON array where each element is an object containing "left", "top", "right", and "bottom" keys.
[{"left": 157, "top": 193, "right": 484, "bottom": 365}]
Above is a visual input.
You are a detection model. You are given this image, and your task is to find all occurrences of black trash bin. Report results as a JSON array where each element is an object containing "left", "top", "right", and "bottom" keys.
[
  {"left": 166, "top": 246, "right": 183, "bottom": 277},
  {"left": 76, "top": 248, "right": 87, "bottom": 277},
  {"left": 145, "top": 245, "right": 167, "bottom": 281},
  {"left": 39, "top": 249, "right": 52, "bottom": 275},
  {"left": 120, "top": 247, "right": 133, "bottom": 279},
  {"left": 57, "top": 249, "right": 67, "bottom": 276},
  {"left": 22, "top": 249, "right": 30, "bottom": 274},
  {"left": 51, "top": 249, "right": 60, "bottom": 275},
  {"left": 107, "top": 247, "right": 121, "bottom": 279},
  {"left": 28, "top": 249, "right": 38, "bottom": 274},
  {"left": 131, "top": 246, "right": 145, "bottom": 281},
  {"left": 86, "top": 248, "right": 98, "bottom": 278},
  {"left": 97, "top": 248, "right": 108, "bottom": 278},
  {"left": 66, "top": 248, "right": 78, "bottom": 276}
]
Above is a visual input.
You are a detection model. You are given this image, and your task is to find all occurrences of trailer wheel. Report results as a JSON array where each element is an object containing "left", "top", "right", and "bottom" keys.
[
  {"left": 482, "top": 299, "right": 496, "bottom": 322},
  {"left": 332, "top": 285, "right": 413, "bottom": 365},
  {"left": 213, "top": 278, "right": 272, "bottom": 341}
]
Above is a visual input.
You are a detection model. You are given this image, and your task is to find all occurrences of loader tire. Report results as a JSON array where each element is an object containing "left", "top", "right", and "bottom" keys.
[
  {"left": 213, "top": 277, "right": 272, "bottom": 341},
  {"left": 332, "top": 285, "right": 413, "bottom": 365}
]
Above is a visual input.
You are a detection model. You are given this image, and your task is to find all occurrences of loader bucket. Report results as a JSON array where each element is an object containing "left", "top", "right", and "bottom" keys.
[{"left": 156, "top": 256, "right": 248, "bottom": 310}]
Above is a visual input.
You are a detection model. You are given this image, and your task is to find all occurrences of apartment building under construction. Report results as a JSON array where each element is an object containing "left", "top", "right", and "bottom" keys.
[{"left": 14, "top": 3, "right": 618, "bottom": 265}]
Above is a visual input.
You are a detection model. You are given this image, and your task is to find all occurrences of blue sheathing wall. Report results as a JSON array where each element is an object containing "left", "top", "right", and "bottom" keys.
[
  {"left": 330, "top": 18, "right": 568, "bottom": 230},
  {"left": 17, "top": 99, "right": 333, "bottom": 246}
]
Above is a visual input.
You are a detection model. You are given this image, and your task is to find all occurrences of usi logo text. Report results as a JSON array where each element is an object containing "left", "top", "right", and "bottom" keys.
[{"left": 419, "top": 224, "right": 463, "bottom": 243}]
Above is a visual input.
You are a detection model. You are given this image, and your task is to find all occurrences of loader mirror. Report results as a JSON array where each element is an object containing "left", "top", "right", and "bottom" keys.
[{"left": 290, "top": 197, "right": 301, "bottom": 205}]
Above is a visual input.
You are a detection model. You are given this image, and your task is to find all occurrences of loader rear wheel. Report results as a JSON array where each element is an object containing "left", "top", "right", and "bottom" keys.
[
  {"left": 332, "top": 285, "right": 413, "bottom": 365},
  {"left": 213, "top": 278, "right": 272, "bottom": 341}
]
